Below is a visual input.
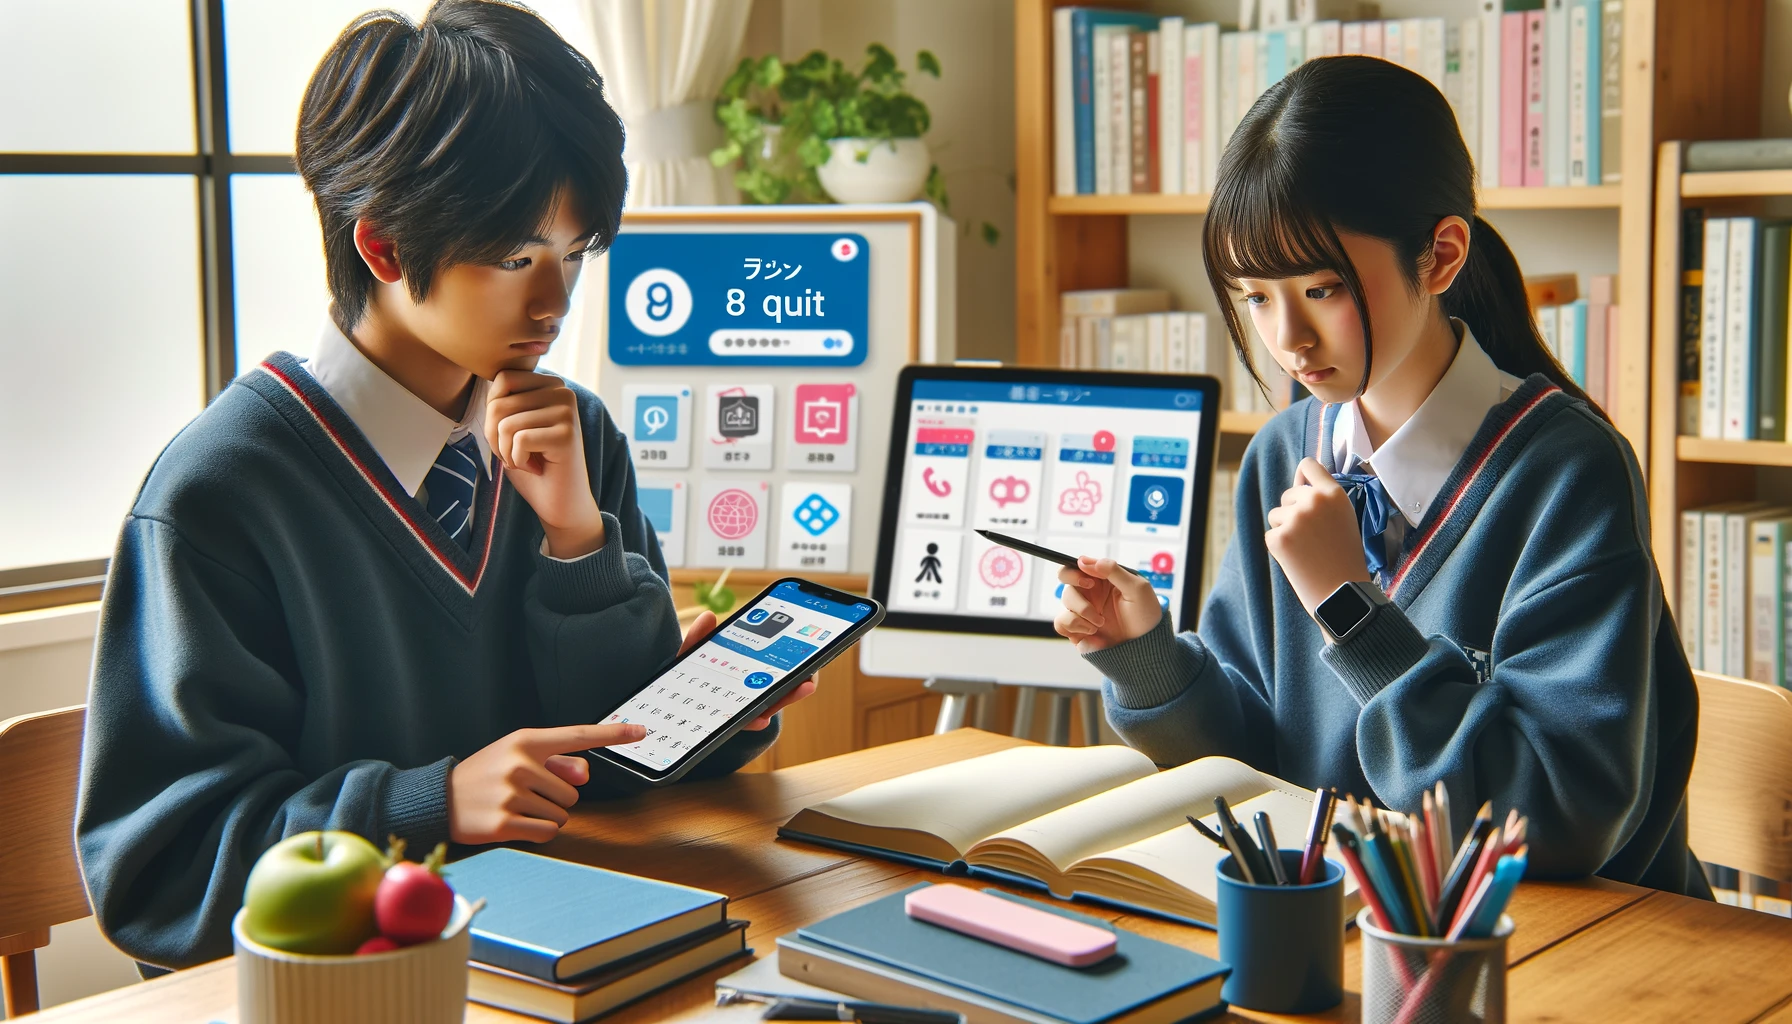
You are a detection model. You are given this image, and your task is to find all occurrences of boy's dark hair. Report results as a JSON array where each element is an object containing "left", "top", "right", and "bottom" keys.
[{"left": 297, "top": 0, "right": 626, "bottom": 329}]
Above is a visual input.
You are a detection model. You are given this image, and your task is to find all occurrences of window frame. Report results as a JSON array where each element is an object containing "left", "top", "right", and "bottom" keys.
[{"left": 0, "top": 0, "right": 289, "bottom": 609}]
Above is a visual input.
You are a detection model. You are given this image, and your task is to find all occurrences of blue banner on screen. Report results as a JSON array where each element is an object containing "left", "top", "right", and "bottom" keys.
[{"left": 607, "top": 232, "right": 871, "bottom": 366}]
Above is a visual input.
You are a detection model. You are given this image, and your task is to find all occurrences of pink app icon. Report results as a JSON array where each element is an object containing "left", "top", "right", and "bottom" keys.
[{"left": 794, "top": 383, "right": 855, "bottom": 444}]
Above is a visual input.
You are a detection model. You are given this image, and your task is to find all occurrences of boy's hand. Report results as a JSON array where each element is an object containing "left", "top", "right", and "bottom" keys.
[
  {"left": 1054, "top": 556, "right": 1163, "bottom": 653},
  {"left": 448, "top": 723, "right": 646, "bottom": 844},
  {"left": 486, "top": 370, "right": 605, "bottom": 559},
  {"left": 680, "top": 610, "right": 815, "bottom": 730},
  {"left": 1265, "top": 458, "right": 1373, "bottom": 618}
]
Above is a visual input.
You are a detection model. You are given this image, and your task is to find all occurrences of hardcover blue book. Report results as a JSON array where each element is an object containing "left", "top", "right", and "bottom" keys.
[
  {"left": 443, "top": 848, "right": 726, "bottom": 982},
  {"left": 1070, "top": 8, "right": 1164, "bottom": 193},
  {"left": 793, "top": 884, "right": 1229, "bottom": 1024}
]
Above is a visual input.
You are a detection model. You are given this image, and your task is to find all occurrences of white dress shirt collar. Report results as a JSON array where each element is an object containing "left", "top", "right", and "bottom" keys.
[
  {"left": 1333, "top": 321, "right": 1524, "bottom": 527},
  {"left": 301, "top": 318, "right": 492, "bottom": 498}
]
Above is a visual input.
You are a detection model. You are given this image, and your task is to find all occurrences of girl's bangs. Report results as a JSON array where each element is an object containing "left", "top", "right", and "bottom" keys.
[{"left": 1203, "top": 174, "right": 1350, "bottom": 286}]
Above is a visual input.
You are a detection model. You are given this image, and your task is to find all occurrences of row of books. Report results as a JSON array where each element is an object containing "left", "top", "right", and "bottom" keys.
[
  {"left": 1678, "top": 503, "right": 1792, "bottom": 689},
  {"left": 1051, "top": 0, "right": 1624, "bottom": 198},
  {"left": 1201, "top": 465, "right": 1239, "bottom": 605},
  {"left": 1535, "top": 273, "right": 1620, "bottom": 411},
  {"left": 1677, "top": 212, "right": 1792, "bottom": 441},
  {"left": 444, "top": 848, "right": 749, "bottom": 1023}
]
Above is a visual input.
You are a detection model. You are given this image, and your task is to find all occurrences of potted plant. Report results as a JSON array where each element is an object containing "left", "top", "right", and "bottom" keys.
[{"left": 711, "top": 45, "right": 998, "bottom": 244}]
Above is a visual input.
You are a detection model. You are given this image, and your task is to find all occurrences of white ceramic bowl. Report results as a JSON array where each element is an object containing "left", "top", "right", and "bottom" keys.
[
  {"left": 233, "top": 894, "right": 477, "bottom": 1024},
  {"left": 817, "top": 136, "right": 931, "bottom": 203}
]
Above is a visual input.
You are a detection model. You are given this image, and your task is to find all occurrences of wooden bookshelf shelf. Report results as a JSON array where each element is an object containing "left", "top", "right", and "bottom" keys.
[
  {"left": 1676, "top": 437, "right": 1792, "bottom": 468},
  {"left": 1044, "top": 186, "right": 1618, "bottom": 217},
  {"left": 1220, "top": 410, "right": 1272, "bottom": 436},
  {"left": 1681, "top": 169, "right": 1792, "bottom": 199}
]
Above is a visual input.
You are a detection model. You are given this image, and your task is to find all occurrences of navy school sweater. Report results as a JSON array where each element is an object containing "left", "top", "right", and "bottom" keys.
[
  {"left": 75, "top": 351, "right": 777, "bottom": 968},
  {"left": 1088, "top": 377, "right": 1711, "bottom": 897}
]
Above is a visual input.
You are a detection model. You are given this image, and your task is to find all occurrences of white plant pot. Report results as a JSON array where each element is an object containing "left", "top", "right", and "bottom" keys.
[
  {"left": 234, "top": 894, "right": 478, "bottom": 1024},
  {"left": 817, "top": 137, "right": 931, "bottom": 204}
]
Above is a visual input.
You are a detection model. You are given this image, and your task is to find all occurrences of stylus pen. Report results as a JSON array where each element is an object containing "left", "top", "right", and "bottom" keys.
[
  {"left": 1253, "top": 812, "right": 1288, "bottom": 885},
  {"left": 973, "top": 530, "right": 1144, "bottom": 576},
  {"left": 717, "top": 988, "right": 964, "bottom": 1024}
]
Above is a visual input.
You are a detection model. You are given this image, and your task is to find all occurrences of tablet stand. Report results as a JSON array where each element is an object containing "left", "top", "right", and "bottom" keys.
[{"left": 926, "top": 678, "right": 1103, "bottom": 746}]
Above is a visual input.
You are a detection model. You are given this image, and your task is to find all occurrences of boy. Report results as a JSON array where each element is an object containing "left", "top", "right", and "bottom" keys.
[{"left": 76, "top": 0, "right": 809, "bottom": 970}]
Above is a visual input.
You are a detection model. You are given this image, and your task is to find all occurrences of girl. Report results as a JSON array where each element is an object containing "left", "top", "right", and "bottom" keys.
[{"left": 1055, "top": 56, "right": 1707, "bottom": 897}]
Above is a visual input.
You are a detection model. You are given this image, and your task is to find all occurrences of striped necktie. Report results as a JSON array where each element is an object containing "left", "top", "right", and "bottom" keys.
[{"left": 424, "top": 434, "right": 482, "bottom": 550}]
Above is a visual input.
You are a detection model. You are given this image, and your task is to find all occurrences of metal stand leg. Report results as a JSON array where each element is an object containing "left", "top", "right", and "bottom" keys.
[
  {"left": 1011, "top": 687, "right": 1037, "bottom": 739},
  {"left": 972, "top": 691, "right": 998, "bottom": 731},
  {"left": 925, "top": 678, "right": 998, "bottom": 734},
  {"left": 1044, "top": 692, "right": 1072, "bottom": 746},
  {"left": 1078, "top": 691, "right": 1102, "bottom": 745}
]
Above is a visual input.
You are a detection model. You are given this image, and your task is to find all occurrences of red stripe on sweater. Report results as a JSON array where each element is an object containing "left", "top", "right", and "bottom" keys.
[
  {"left": 1387, "top": 386, "right": 1560, "bottom": 597},
  {"left": 258, "top": 362, "right": 502, "bottom": 595}
]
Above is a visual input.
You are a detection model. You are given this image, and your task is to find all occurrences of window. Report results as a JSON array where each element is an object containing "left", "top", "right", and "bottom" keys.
[{"left": 0, "top": 0, "right": 594, "bottom": 610}]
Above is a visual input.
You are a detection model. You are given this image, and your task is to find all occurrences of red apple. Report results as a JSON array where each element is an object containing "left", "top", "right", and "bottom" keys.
[
  {"left": 376, "top": 840, "right": 455, "bottom": 945},
  {"left": 242, "top": 831, "right": 383, "bottom": 955},
  {"left": 355, "top": 935, "right": 401, "bottom": 955}
]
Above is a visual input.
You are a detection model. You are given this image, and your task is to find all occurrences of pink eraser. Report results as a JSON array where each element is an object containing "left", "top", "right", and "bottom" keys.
[{"left": 903, "top": 884, "right": 1118, "bottom": 967}]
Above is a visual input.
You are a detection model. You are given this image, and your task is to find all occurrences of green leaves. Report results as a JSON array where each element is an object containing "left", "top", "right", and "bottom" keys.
[
  {"left": 917, "top": 50, "right": 941, "bottom": 78},
  {"left": 692, "top": 579, "right": 737, "bottom": 615}
]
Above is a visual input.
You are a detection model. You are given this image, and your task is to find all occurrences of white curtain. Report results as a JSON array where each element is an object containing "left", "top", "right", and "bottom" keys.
[{"left": 585, "top": 0, "right": 754, "bottom": 208}]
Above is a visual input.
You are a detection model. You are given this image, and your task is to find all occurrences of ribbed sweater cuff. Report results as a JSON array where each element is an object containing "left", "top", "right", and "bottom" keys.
[
  {"left": 1084, "top": 613, "right": 1198, "bottom": 709},
  {"left": 535, "top": 512, "right": 638, "bottom": 613},
  {"left": 381, "top": 756, "right": 453, "bottom": 849},
  {"left": 1321, "top": 603, "right": 1431, "bottom": 706}
]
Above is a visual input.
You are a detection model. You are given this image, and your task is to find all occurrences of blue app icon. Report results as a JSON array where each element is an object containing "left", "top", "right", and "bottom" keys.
[
  {"left": 743, "top": 671, "right": 775, "bottom": 689},
  {"left": 745, "top": 608, "right": 770, "bottom": 624},
  {"left": 793, "top": 493, "right": 840, "bottom": 536},
  {"left": 634, "top": 395, "right": 679, "bottom": 440},
  {"left": 1127, "top": 475, "right": 1185, "bottom": 526},
  {"left": 638, "top": 487, "right": 674, "bottom": 533}
]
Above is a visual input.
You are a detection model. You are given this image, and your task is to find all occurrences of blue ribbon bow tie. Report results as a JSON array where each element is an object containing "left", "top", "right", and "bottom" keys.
[{"left": 1333, "top": 471, "right": 1403, "bottom": 583}]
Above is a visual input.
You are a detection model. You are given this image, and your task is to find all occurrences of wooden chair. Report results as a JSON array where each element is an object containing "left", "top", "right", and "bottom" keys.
[
  {"left": 1687, "top": 672, "right": 1792, "bottom": 902},
  {"left": 0, "top": 706, "right": 90, "bottom": 1017}
]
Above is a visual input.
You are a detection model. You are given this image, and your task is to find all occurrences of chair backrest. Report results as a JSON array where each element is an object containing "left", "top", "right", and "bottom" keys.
[
  {"left": 1687, "top": 672, "right": 1792, "bottom": 883},
  {"left": 0, "top": 706, "right": 90, "bottom": 940}
]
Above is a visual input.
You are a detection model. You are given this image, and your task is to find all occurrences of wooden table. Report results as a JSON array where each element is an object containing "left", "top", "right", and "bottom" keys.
[{"left": 34, "top": 731, "right": 1792, "bottom": 1023}]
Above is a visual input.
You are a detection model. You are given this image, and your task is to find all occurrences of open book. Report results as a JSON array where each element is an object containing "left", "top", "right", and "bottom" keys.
[{"left": 779, "top": 745, "right": 1359, "bottom": 926}]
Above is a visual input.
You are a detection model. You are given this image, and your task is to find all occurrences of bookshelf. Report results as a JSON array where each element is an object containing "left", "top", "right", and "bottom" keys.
[
  {"left": 1648, "top": 139, "right": 1792, "bottom": 610},
  {"left": 1014, "top": 0, "right": 1765, "bottom": 462}
]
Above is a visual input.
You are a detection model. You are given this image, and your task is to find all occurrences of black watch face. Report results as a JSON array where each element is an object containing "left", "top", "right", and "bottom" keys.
[{"left": 1317, "top": 584, "right": 1374, "bottom": 638}]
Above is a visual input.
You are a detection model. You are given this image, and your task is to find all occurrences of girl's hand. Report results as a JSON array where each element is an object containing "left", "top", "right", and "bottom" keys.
[
  {"left": 1054, "top": 556, "right": 1164, "bottom": 653},
  {"left": 485, "top": 369, "right": 605, "bottom": 559},
  {"left": 1265, "top": 457, "right": 1373, "bottom": 618},
  {"left": 678, "top": 610, "right": 815, "bottom": 730},
  {"left": 448, "top": 722, "right": 646, "bottom": 844}
]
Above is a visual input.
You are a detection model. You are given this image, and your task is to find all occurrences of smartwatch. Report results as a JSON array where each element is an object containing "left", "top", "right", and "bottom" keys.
[{"left": 1315, "top": 580, "right": 1390, "bottom": 644}]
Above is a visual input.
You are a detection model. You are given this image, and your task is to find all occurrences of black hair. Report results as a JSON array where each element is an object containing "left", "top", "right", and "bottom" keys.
[
  {"left": 1202, "top": 55, "right": 1600, "bottom": 414},
  {"left": 296, "top": 0, "right": 627, "bottom": 330}
]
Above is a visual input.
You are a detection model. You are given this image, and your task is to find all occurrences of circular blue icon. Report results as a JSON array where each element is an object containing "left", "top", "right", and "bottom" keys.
[
  {"left": 743, "top": 671, "right": 775, "bottom": 689},
  {"left": 745, "top": 609, "right": 770, "bottom": 624}
]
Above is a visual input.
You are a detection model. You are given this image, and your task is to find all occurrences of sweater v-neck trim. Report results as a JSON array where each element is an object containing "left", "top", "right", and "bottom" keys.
[
  {"left": 242, "top": 352, "right": 508, "bottom": 599},
  {"left": 1306, "top": 374, "right": 1568, "bottom": 606}
]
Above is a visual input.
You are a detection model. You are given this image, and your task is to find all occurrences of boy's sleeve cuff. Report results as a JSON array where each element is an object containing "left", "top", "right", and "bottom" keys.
[
  {"left": 380, "top": 756, "right": 453, "bottom": 849},
  {"left": 534, "top": 512, "right": 641, "bottom": 613},
  {"left": 1084, "top": 613, "right": 1201, "bottom": 709},
  {"left": 1320, "top": 602, "right": 1431, "bottom": 706}
]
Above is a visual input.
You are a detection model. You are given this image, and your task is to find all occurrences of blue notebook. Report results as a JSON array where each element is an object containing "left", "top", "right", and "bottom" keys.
[
  {"left": 444, "top": 848, "right": 726, "bottom": 982},
  {"left": 792, "top": 884, "right": 1229, "bottom": 1024}
]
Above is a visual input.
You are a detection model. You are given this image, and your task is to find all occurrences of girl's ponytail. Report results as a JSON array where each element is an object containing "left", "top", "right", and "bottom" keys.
[{"left": 1445, "top": 215, "right": 1600, "bottom": 411}]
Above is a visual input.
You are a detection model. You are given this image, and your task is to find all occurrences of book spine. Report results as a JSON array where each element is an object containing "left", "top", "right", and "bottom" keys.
[
  {"left": 1567, "top": 1, "right": 1589, "bottom": 186},
  {"left": 1384, "top": 19, "right": 1404, "bottom": 66},
  {"left": 1581, "top": 0, "right": 1602, "bottom": 185},
  {"left": 1445, "top": 23, "right": 1467, "bottom": 149},
  {"left": 1523, "top": 10, "right": 1547, "bottom": 187},
  {"left": 1701, "top": 217, "right": 1730, "bottom": 438},
  {"left": 1219, "top": 33, "right": 1240, "bottom": 154},
  {"left": 1095, "top": 316, "right": 1114, "bottom": 369},
  {"left": 1071, "top": 14, "right": 1095, "bottom": 194},
  {"left": 470, "top": 934, "right": 557, "bottom": 984},
  {"left": 1147, "top": 312, "right": 1169, "bottom": 371},
  {"left": 1681, "top": 510, "right": 1702, "bottom": 665},
  {"left": 1727, "top": 513, "right": 1751, "bottom": 677},
  {"left": 1111, "top": 30, "right": 1131, "bottom": 194},
  {"left": 1479, "top": 1, "right": 1503, "bottom": 190},
  {"left": 1237, "top": 31, "right": 1257, "bottom": 130},
  {"left": 1606, "top": 300, "right": 1622, "bottom": 417},
  {"left": 1546, "top": 0, "right": 1570, "bottom": 187},
  {"left": 1568, "top": 301, "right": 1589, "bottom": 385},
  {"left": 1059, "top": 316, "right": 1077, "bottom": 368},
  {"left": 1130, "top": 31, "right": 1150, "bottom": 194},
  {"left": 1703, "top": 510, "right": 1724, "bottom": 672},
  {"left": 1166, "top": 312, "right": 1189, "bottom": 372},
  {"left": 1201, "top": 25, "right": 1221, "bottom": 192},
  {"left": 1599, "top": 0, "right": 1623, "bottom": 184},
  {"left": 1421, "top": 18, "right": 1446, "bottom": 88},
  {"left": 1160, "top": 18, "right": 1183, "bottom": 196},
  {"left": 1255, "top": 30, "right": 1272, "bottom": 97},
  {"left": 1342, "top": 20, "right": 1364, "bottom": 55},
  {"left": 1054, "top": 9, "right": 1076, "bottom": 196},
  {"left": 1183, "top": 28, "right": 1203, "bottom": 194},
  {"left": 1285, "top": 25, "right": 1304, "bottom": 77},
  {"left": 1784, "top": 537, "right": 1792, "bottom": 688},
  {"left": 1405, "top": 17, "right": 1425, "bottom": 75},
  {"left": 1677, "top": 224, "right": 1705, "bottom": 435},
  {"left": 1094, "top": 28, "right": 1113, "bottom": 194},
  {"left": 1538, "top": 305, "right": 1560, "bottom": 359},
  {"left": 1363, "top": 19, "right": 1383, "bottom": 60},
  {"left": 1756, "top": 222, "right": 1791, "bottom": 442},
  {"left": 1586, "top": 301, "right": 1609, "bottom": 406},
  {"left": 1500, "top": 13, "right": 1526, "bottom": 187},
  {"left": 1724, "top": 217, "right": 1758, "bottom": 440},
  {"left": 1752, "top": 520, "right": 1786, "bottom": 685}
]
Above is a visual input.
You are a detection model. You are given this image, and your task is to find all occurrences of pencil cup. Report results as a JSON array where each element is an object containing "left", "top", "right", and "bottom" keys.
[
  {"left": 1358, "top": 907, "right": 1515, "bottom": 1024},
  {"left": 1214, "top": 851, "right": 1344, "bottom": 1014}
]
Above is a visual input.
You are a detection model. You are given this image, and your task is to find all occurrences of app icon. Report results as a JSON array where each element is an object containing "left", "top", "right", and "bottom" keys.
[
  {"left": 743, "top": 671, "right": 776, "bottom": 689},
  {"left": 793, "top": 493, "right": 841, "bottom": 536},
  {"left": 739, "top": 610, "right": 793, "bottom": 638},
  {"left": 978, "top": 545, "right": 1024, "bottom": 589},
  {"left": 745, "top": 608, "right": 770, "bottom": 624},
  {"left": 717, "top": 395, "right": 759, "bottom": 438},
  {"left": 635, "top": 395, "right": 679, "bottom": 440},
  {"left": 638, "top": 487, "right": 674, "bottom": 533},
  {"left": 794, "top": 383, "right": 854, "bottom": 444},
  {"left": 1126, "top": 475, "right": 1186, "bottom": 525},
  {"left": 707, "top": 488, "right": 759, "bottom": 539}
]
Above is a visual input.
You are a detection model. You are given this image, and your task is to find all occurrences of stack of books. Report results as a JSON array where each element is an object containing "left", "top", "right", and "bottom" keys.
[
  {"left": 1678, "top": 211, "right": 1792, "bottom": 441},
  {"left": 1052, "top": 0, "right": 1623, "bottom": 197},
  {"left": 443, "top": 848, "right": 750, "bottom": 1023},
  {"left": 1534, "top": 273, "right": 1620, "bottom": 410},
  {"left": 1678, "top": 504, "right": 1792, "bottom": 689}
]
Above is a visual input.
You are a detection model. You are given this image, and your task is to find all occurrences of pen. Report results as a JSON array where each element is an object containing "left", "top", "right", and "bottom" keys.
[
  {"left": 1297, "top": 788, "right": 1335, "bottom": 885},
  {"left": 1214, "top": 796, "right": 1273, "bottom": 885},
  {"left": 717, "top": 988, "right": 964, "bottom": 1024},
  {"left": 1433, "top": 818, "right": 1494, "bottom": 929},
  {"left": 1185, "top": 814, "right": 1230, "bottom": 851},
  {"left": 1432, "top": 781, "right": 1453, "bottom": 882},
  {"left": 1253, "top": 812, "right": 1288, "bottom": 885},
  {"left": 973, "top": 530, "right": 1145, "bottom": 576}
]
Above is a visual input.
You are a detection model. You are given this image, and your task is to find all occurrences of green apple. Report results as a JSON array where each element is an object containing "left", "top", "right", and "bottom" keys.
[{"left": 242, "top": 831, "right": 385, "bottom": 955}]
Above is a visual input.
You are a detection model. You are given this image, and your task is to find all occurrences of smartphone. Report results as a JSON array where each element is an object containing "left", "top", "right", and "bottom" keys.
[{"left": 587, "top": 578, "right": 885, "bottom": 786}]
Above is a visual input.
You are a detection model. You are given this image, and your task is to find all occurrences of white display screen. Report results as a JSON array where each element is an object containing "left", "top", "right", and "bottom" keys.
[
  {"left": 601, "top": 582, "right": 874, "bottom": 770},
  {"left": 887, "top": 379, "right": 1207, "bottom": 625}
]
